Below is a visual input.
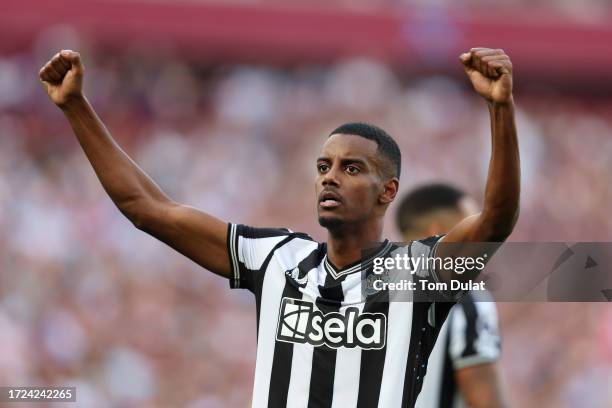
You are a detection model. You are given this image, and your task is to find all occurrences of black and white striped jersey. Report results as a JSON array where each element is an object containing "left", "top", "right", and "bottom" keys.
[
  {"left": 227, "top": 223, "right": 454, "bottom": 408},
  {"left": 415, "top": 292, "right": 501, "bottom": 408}
]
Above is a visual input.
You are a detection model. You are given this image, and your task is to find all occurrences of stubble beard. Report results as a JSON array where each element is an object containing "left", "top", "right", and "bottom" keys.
[{"left": 318, "top": 215, "right": 345, "bottom": 232}]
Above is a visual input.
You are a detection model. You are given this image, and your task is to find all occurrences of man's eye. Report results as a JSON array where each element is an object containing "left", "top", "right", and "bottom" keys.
[
  {"left": 318, "top": 164, "right": 329, "bottom": 173},
  {"left": 346, "top": 165, "right": 360, "bottom": 174}
]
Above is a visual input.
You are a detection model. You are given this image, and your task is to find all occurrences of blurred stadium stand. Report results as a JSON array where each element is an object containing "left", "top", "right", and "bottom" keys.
[{"left": 3, "top": 0, "right": 612, "bottom": 84}]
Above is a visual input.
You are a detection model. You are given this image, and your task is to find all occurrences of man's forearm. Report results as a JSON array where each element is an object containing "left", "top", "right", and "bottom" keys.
[
  {"left": 62, "top": 96, "right": 170, "bottom": 223},
  {"left": 456, "top": 363, "right": 509, "bottom": 408},
  {"left": 481, "top": 98, "right": 520, "bottom": 240}
]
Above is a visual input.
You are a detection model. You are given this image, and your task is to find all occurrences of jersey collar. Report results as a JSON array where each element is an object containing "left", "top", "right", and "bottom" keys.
[{"left": 323, "top": 240, "right": 392, "bottom": 280}]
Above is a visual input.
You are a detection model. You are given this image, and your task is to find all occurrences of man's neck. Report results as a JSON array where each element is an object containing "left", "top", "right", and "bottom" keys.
[{"left": 326, "top": 222, "right": 384, "bottom": 269}]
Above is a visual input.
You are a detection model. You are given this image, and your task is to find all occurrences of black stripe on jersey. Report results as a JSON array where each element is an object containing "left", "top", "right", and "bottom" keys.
[
  {"left": 404, "top": 300, "right": 454, "bottom": 407},
  {"left": 433, "top": 302, "right": 454, "bottom": 331},
  {"left": 251, "top": 234, "right": 304, "bottom": 335},
  {"left": 291, "top": 245, "right": 327, "bottom": 288},
  {"left": 460, "top": 300, "right": 478, "bottom": 358},
  {"left": 438, "top": 334, "right": 456, "bottom": 408},
  {"left": 268, "top": 277, "right": 304, "bottom": 408},
  {"left": 268, "top": 247, "right": 324, "bottom": 406},
  {"left": 307, "top": 273, "right": 346, "bottom": 408},
  {"left": 419, "top": 235, "right": 442, "bottom": 250},
  {"left": 241, "top": 225, "right": 293, "bottom": 238},
  {"left": 401, "top": 301, "right": 436, "bottom": 408},
  {"left": 356, "top": 288, "right": 389, "bottom": 408}
]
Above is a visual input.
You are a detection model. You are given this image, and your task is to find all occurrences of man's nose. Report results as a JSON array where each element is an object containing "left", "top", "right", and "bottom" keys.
[{"left": 322, "top": 166, "right": 340, "bottom": 187}]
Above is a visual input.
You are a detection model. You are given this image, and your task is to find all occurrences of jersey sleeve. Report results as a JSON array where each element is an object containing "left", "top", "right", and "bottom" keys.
[
  {"left": 409, "top": 234, "right": 445, "bottom": 283},
  {"left": 226, "top": 223, "right": 292, "bottom": 291},
  {"left": 409, "top": 235, "right": 459, "bottom": 326},
  {"left": 448, "top": 293, "right": 501, "bottom": 369}
]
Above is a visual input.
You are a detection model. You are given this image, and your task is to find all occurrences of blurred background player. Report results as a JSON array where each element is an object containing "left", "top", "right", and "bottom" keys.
[{"left": 397, "top": 183, "right": 508, "bottom": 408}]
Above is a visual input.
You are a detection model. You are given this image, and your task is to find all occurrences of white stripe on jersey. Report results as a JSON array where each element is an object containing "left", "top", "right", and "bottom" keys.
[
  {"left": 340, "top": 272, "right": 364, "bottom": 306},
  {"left": 450, "top": 300, "right": 500, "bottom": 369},
  {"left": 285, "top": 342, "right": 315, "bottom": 408},
  {"left": 448, "top": 307, "right": 467, "bottom": 365},
  {"left": 251, "top": 254, "right": 289, "bottom": 406},
  {"left": 228, "top": 223, "right": 239, "bottom": 287},
  {"left": 330, "top": 303, "right": 365, "bottom": 408},
  {"left": 377, "top": 300, "right": 414, "bottom": 408},
  {"left": 237, "top": 234, "right": 289, "bottom": 269},
  {"left": 284, "top": 271, "right": 316, "bottom": 408}
]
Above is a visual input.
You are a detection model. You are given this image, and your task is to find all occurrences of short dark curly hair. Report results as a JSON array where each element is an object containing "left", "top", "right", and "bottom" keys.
[
  {"left": 396, "top": 183, "right": 466, "bottom": 234},
  {"left": 329, "top": 122, "right": 401, "bottom": 179}
]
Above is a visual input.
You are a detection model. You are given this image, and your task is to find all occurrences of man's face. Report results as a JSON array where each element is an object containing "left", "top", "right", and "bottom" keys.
[{"left": 316, "top": 134, "right": 385, "bottom": 229}]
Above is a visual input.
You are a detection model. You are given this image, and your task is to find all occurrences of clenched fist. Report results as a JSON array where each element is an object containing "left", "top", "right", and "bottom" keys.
[
  {"left": 39, "top": 50, "right": 84, "bottom": 109},
  {"left": 460, "top": 48, "right": 513, "bottom": 104}
]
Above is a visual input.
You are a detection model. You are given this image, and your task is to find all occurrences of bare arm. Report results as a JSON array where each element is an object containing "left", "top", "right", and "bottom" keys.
[
  {"left": 39, "top": 50, "right": 230, "bottom": 278},
  {"left": 455, "top": 363, "right": 508, "bottom": 408},
  {"left": 436, "top": 48, "right": 520, "bottom": 283}
]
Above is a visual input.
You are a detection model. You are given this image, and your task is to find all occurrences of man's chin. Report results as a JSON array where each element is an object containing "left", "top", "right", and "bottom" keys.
[{"left": 318, "top": 215, "right": 345, "bottom": 230}]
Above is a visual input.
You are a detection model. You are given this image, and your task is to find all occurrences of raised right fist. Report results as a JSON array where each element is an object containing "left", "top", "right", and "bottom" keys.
[{"left": 39, "top": 50, "right": 84, "bottom": 108}]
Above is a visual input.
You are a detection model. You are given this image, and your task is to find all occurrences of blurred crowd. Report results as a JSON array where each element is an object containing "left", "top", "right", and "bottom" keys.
[
  {"left": 195, "top": 0, "right": 612, "bottom": 22},
  {"left": 0, "top": 44, "right": 611, "bottom": 407}
]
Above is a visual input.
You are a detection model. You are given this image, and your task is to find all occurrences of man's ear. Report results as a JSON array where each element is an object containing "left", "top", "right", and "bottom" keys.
[{"left": 379, "top": 178, "right": 399, "bottom": 205}]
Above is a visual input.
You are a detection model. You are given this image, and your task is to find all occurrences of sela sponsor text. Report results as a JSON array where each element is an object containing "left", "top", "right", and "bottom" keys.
[{"left": 276, "top": 298, "right": 386, "bottom": 349}]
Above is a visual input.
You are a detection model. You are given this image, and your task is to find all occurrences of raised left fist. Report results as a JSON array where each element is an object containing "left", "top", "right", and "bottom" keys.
[
  {"left": 460, "top": 48, "right": 513, "bottom": 104},
  {"left": 39, "top": 50, "right": 84, "bottom": 109}
]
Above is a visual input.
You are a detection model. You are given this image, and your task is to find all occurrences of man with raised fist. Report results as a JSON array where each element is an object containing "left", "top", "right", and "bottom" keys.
[{"left": 40, "top": 48, "right": 519, "bottom": 407}]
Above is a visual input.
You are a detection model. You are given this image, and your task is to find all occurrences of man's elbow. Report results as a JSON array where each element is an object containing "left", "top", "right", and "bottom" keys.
[
  {"left": 117, "top": 196, "right": 160, "bottom": 231},
  {"left": 481, "top": 208, "right": 519, "bottom": 242},
  {"left": 126, "top": 211, "right": 149, "bottom": 231}
]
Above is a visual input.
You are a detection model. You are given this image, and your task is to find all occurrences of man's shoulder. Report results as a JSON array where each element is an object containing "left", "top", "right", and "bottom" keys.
[
  {"left": 232, "top": 223, "right": 316, "bottom": 242},
  {"left": 269, "top": 229, "right": 322, "bottom": 255},
  {"left": 387, "top": 235, "right": 444, "bottom": 256},
  {"left": 414, "top": 235, "right": 445, "bottom": 249}
]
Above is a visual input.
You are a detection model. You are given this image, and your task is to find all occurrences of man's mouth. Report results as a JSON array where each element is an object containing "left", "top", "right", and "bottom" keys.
[
  {"left": 319, "top": 191, "right": 342, "bottom": 209},
  {"left": 320, "top": 199, "right": 341, "bottom": 208}
]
